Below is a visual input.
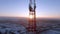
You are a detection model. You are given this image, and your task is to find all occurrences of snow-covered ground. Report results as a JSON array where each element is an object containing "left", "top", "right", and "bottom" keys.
[
  {"left": 37, "top": 23, "right": 60, "bottom": 34},
  {"left": 0, "top": 23, "right": 27, "bottom": 34},
  {"left": 0, "top": 17, "right": 60, "bottom": 34},
  {"left": 41, "top": 30, "right": 60, "bottom": 34}
]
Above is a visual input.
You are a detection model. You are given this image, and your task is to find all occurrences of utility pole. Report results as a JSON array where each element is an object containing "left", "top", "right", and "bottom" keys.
[{"left": 28, "top": 0, "right": 36, "bottom": 34}]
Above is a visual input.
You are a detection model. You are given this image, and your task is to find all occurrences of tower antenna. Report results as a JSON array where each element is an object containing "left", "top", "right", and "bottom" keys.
[{"left": 28, "top": 0, "right": 36, "bottom": 34}]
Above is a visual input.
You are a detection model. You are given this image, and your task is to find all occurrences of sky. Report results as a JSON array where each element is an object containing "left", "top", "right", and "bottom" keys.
[{"left": 0, "top": 0, "right": 60, "bottom": 18}]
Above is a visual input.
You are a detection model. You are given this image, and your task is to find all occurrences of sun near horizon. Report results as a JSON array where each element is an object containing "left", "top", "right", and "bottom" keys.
[{"left": 0, "top": 0, "right": 60, "bottom": 19}]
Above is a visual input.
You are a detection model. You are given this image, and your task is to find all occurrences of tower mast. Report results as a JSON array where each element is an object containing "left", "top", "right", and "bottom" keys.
[{"left": 28, "top": 0, "right": 36, "bottom": 34}]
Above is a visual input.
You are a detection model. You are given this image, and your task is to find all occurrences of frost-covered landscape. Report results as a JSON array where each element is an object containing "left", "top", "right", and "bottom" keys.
[
  {"left": 0, "top": 17, "right": 60, "bottom": 34},
  {"left": 0, "top": 23, "right": 27, "bottom": 34}
]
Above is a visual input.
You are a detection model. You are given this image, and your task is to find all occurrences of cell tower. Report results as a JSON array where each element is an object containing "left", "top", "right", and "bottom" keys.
[{"left": 28, "top": 0, "right": 36, "bottom": 34}]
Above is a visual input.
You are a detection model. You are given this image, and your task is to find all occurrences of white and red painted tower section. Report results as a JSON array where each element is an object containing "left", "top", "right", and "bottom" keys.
[{"left": 28, "top": 0, "right": 36, "bottom": 34}]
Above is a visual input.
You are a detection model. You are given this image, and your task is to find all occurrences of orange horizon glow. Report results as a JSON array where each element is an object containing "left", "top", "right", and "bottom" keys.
[{"left": 0, "top": 15, "right": 60, "bottom": 19}]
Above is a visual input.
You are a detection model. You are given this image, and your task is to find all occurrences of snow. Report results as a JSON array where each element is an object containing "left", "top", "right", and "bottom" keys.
[
  {"left": 0, "top": 23, "right": 27, "bottom": 34},
  {"left": 41, "top": 30, "right": 60, "bottom": 34}
]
